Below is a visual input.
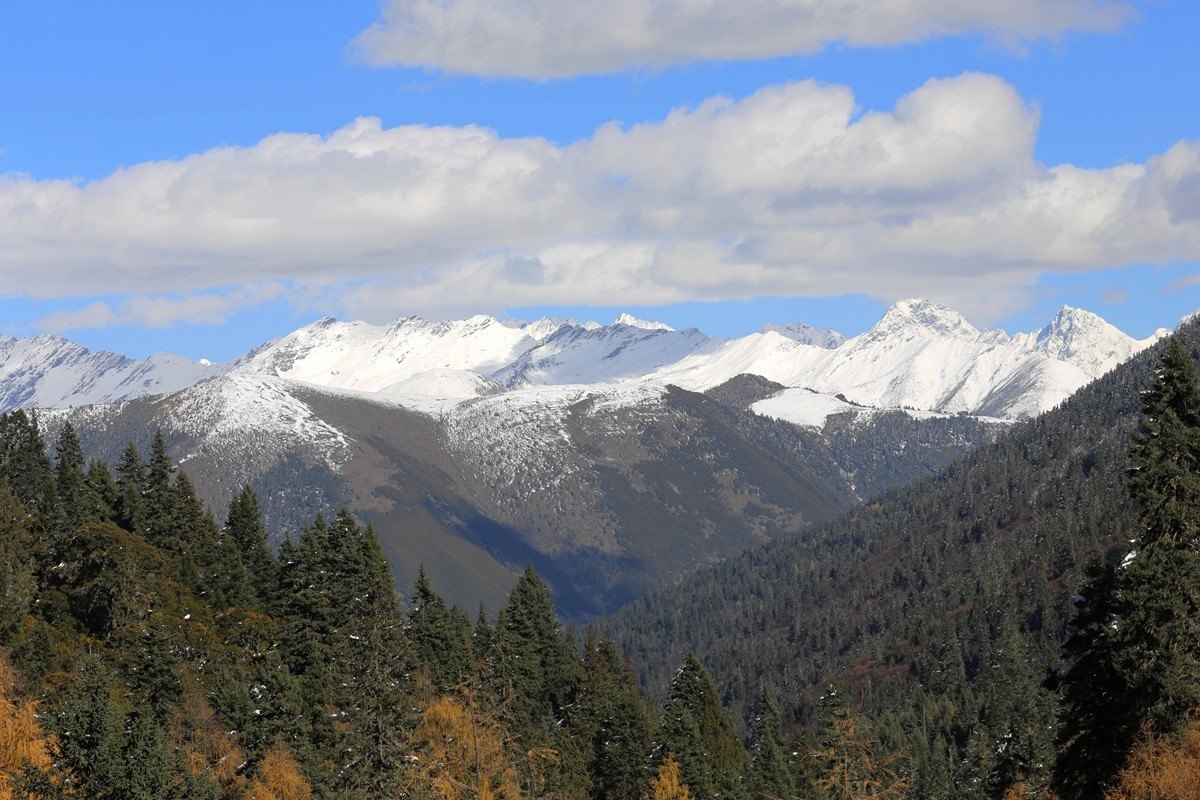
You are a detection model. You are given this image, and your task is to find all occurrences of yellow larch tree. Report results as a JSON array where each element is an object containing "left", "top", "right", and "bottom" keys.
[
  {"left": 644, "top": 755, "right": 692, "bottom": 800},
  {"left": 0, "top": 657, "right": 53, "bottom": 800}
]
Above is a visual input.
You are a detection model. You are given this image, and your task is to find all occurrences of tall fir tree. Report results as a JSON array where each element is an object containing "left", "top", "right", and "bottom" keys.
[
  {"left": 45, "top": 654, "right": 126, "bottom": 800},
  {"left": 571, "top": 632, "right": 654, "bottom": 800},
  {"left": 337, "top": 523, "right": 415, "bottom": 798},
  {"left": 114, "top": 442, "right": 147, "bottom": 535},
  {"left": 1052, "top": 559, "right": 1132, "bottom": 800},
  {"left": 747, "top": 689, "right": 796, "bottom": 800},
  {"left": 53, "top": 420, "right": 89, "bottom": 533},
  {"left": 83, "top": 460, "right": 119, "bottom": 524},
  {"left": 407, "top": 566, "right": 472, "bottom": 690},
  {"left": 0, "top": 411, "right": 58, "bottom": 524},
  {"left": 225, "top": 485, "right": 276, "bottom": 609},
  {"left": 1112, "top": 337, "right": 1200, "bottom": 729},
  {"left": 656, "top": 652, "right": 749, "bottom": 800}
]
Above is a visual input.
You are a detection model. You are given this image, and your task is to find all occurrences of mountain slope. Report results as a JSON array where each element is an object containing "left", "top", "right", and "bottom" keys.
[
  {"left": 0, "top": 334, "right": 223, "bottom": 410},
  {"left": 47, "top": 367, "right": 1001, "bottom": 617},
  {"left": 598, "top": 322, "right": 1198, "bottom": 795}
]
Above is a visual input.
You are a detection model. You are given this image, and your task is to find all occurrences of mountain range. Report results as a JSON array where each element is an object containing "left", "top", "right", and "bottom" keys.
[
  {"left": 8, "top": 299, "right": 1172, "bottom": 615},
  {"left": 3, "top": 299, "right": 1167, "bottom": 420}
]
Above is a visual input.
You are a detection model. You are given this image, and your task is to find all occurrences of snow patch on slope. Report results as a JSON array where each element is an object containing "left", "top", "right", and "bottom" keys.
[
  {"left": 164, "top": 376, "right": 351, "bottom": 477},
  {"left": 752, "top": 390, "right": 866, "bottom": 428}
]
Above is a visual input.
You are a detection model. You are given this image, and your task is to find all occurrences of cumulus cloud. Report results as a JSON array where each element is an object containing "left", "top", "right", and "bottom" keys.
[
  {"left": 1, "top": 72, "right": 1198, "bottom": 325},
  {"left": 355, "top": 0, "right": 1136, "bottom": 78}
]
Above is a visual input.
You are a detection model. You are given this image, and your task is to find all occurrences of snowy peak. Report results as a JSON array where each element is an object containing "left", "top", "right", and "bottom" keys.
[
  {"left": 761, "top": 322, "right": 847, "bottom": 349},
  {"left": 233, "top": 313, "right": 540, "bottom": 392},
  {"left": 869, "top": 299, "right": 980, "bottom": 341},
  {"left": 1021, "top": 305, "right": 1166, "bottom": 378},
  {"left": 613, "top": 313, "right": 674, "bottom": 332},
  {"left": 0, "top": 334, "right": 224, "bottom": 411},
  {"left": 518, "top": 317, "right": 600, "bottom": 341}
]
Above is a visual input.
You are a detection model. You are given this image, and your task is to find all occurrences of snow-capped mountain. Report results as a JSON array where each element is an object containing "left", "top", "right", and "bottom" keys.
[
  {"left": 762, "top": 322, "right": 847, "bottom": 349},
  {"left": 0, "top": 334, "right": 224, "bottom": 410},
  {"left": 1011, "top": 305, "right": 1168, "bottom": 378},
  {"left": 613, "top": 313, "right": 674, "bottom": 331},
  {"left": 493, "top": 323, "right": 710, "bottom": 388},
  {"left": 652, "top": 299, "right": 1170, "bottom": 419},
  {"left": 3, "top": 299, "right": 1171, "bottom": 423},
  {"left": 233, "top": 314, "right": 544, "bottom": 397}
]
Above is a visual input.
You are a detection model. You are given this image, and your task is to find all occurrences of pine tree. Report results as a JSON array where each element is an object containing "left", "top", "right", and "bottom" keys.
[
  {"left": 1110, "top": 337, "right": 1200, "bottom": 732},
  {"left": 114, "top": 442, "right": 147, "bottom": 535},
  {"left": 747, "top": 689, "right": 795, "bottom": 800},
  {"left": 244, "top": 747, "right": 313, "bottom": 800},
  {"left": 494, "top": 566, "right": 578, "bottom": 736},
  {"left": 1052, "top": 559, "right": 1133, "bottom": 800},
  {"left": 46, "top": 655, "right": 125, "bottom": 800},
  {"left": 407, "top": 566, "right": 472, "bottom": 690},
  {"left": 225, "top": 486, "right": 276, "bottom": 609},
  {"left": 571, "top": 632, "right": 654, "bottom": 800},
  {"left": 53, "top": 421, "right": 89, "bottom": 533},
  {"left": 812, "top": 690, "right": 907, "bottom": 800},
  {"left": 83, "top": 460, "right": 118, "bottom": 524},
  {"left": 0, "top": 411, "right": 58, "bottom": 524},
  {"left": 337, "top": 523, "right": 414, "bottom": 798},
  {"left": 142, "top": 430, "right": 178, "bottom": 552},
  {"left": 117, "top": 710, "right": 174, "bottom": 800},
  {"left": 656, "top": 652, "right": 749, "bottom": 800}
]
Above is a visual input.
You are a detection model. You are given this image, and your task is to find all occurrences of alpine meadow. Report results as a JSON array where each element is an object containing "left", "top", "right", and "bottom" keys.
[{"left": 2, "top": 1, "right": 1200, "bottom": 799}]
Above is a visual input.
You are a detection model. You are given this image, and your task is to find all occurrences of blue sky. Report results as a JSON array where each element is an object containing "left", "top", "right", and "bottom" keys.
[{"left": 1, "top": 0, "right": 1198, "bottom": 360}]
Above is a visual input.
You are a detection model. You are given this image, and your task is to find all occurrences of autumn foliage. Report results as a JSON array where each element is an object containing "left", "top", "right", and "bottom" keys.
[
  {"left": 244, "top": 747, "right": 313, "bottom": 800},
  {"left": 1104, "top": 714, "right": 1200, "bottom": 800},
  {"left": 412, "top": 694, "right": 522, "bottom": 800},
  {"left": 644, "top": 755, "right": 692, "bottom": 800},
  {"left": 0, "top": 658, "right": 52, "bottom": 800}
]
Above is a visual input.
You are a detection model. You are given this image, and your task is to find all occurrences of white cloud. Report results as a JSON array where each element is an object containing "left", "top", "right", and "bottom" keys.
[
  {"left": 1, "top": 73, "right": 1198, "bottom": 326},
  {"left": 32, "top": 285, "right": 285, "bottom": 332},
  {"left": 355, "top": 0, "right": 1135, "bottom": 79}
]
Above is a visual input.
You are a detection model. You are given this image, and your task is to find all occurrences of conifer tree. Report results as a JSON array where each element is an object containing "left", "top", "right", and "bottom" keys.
[
  {"left": 53, "top": 420, "right": 88, "bottom": 532},
  {"left": 494, "top": 566, "right": 578, "bottom": 736},
  {"left": 83, "top": 460, "right": 118, "bottom": 524},
  {"left": 644, "top": 756, "right": 693, "bottom": 800},
  {"left": 114, "top": 442, "right": 147, "bottom": 535},
  {"left": 1108, "top": 337, "right": 1200, "bottom": 737},
  {"left": 748, "top": 689, "right": 795, "bottom": 800},
  {"left": 225, "top": 486, "right": 276, "bottom": 608},
  {"left": 118, "top": 710, "right": 174, "bottom": 800},
  {"left": 171, "top": 472, "right": 221, "bottom": 597},
  {"left": 0, "top": 411, "right": 57, "bottom": 524},
  {"left": 1052, "top": 559, "right": 1132, "bottom": 800},
  {"left": 656, "top": 652, "right": 749, "bottom": 800},
  {"left": 571, "top": 633, "right": 654, "bottom": 800},
  {"left": 407, "top": 566, "right": 472, "bottom": 690},
  {"left": 142, "top": 430, "right": 178, "bottom": 551},
  {"left": 47, "top": 655, "right": 125, "bottom": 800},
  {"left": 337, "top": 522, "right": 415, "bottom": 798}
]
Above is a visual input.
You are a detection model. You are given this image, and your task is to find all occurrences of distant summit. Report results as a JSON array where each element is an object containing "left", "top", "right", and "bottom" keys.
[
  {"left": 761, "top": 322, "right": 846, "bottom": 349},
  {"left": 613, "top": 313, "right": 674, "bottom": 331}
]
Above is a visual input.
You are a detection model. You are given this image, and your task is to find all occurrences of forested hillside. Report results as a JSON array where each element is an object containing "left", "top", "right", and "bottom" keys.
[
  {"left": 0, "top": 410, "right": 899, "bottom": 799},
  {"left": 3, "top": 330, "right": 1199, "bottom": 798},
  {"left": 603, "top": 322, "right": 1200, "bottom": 798},
  {"left": 46, "top": 377, "right": 1000, "bottom": 621}
]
